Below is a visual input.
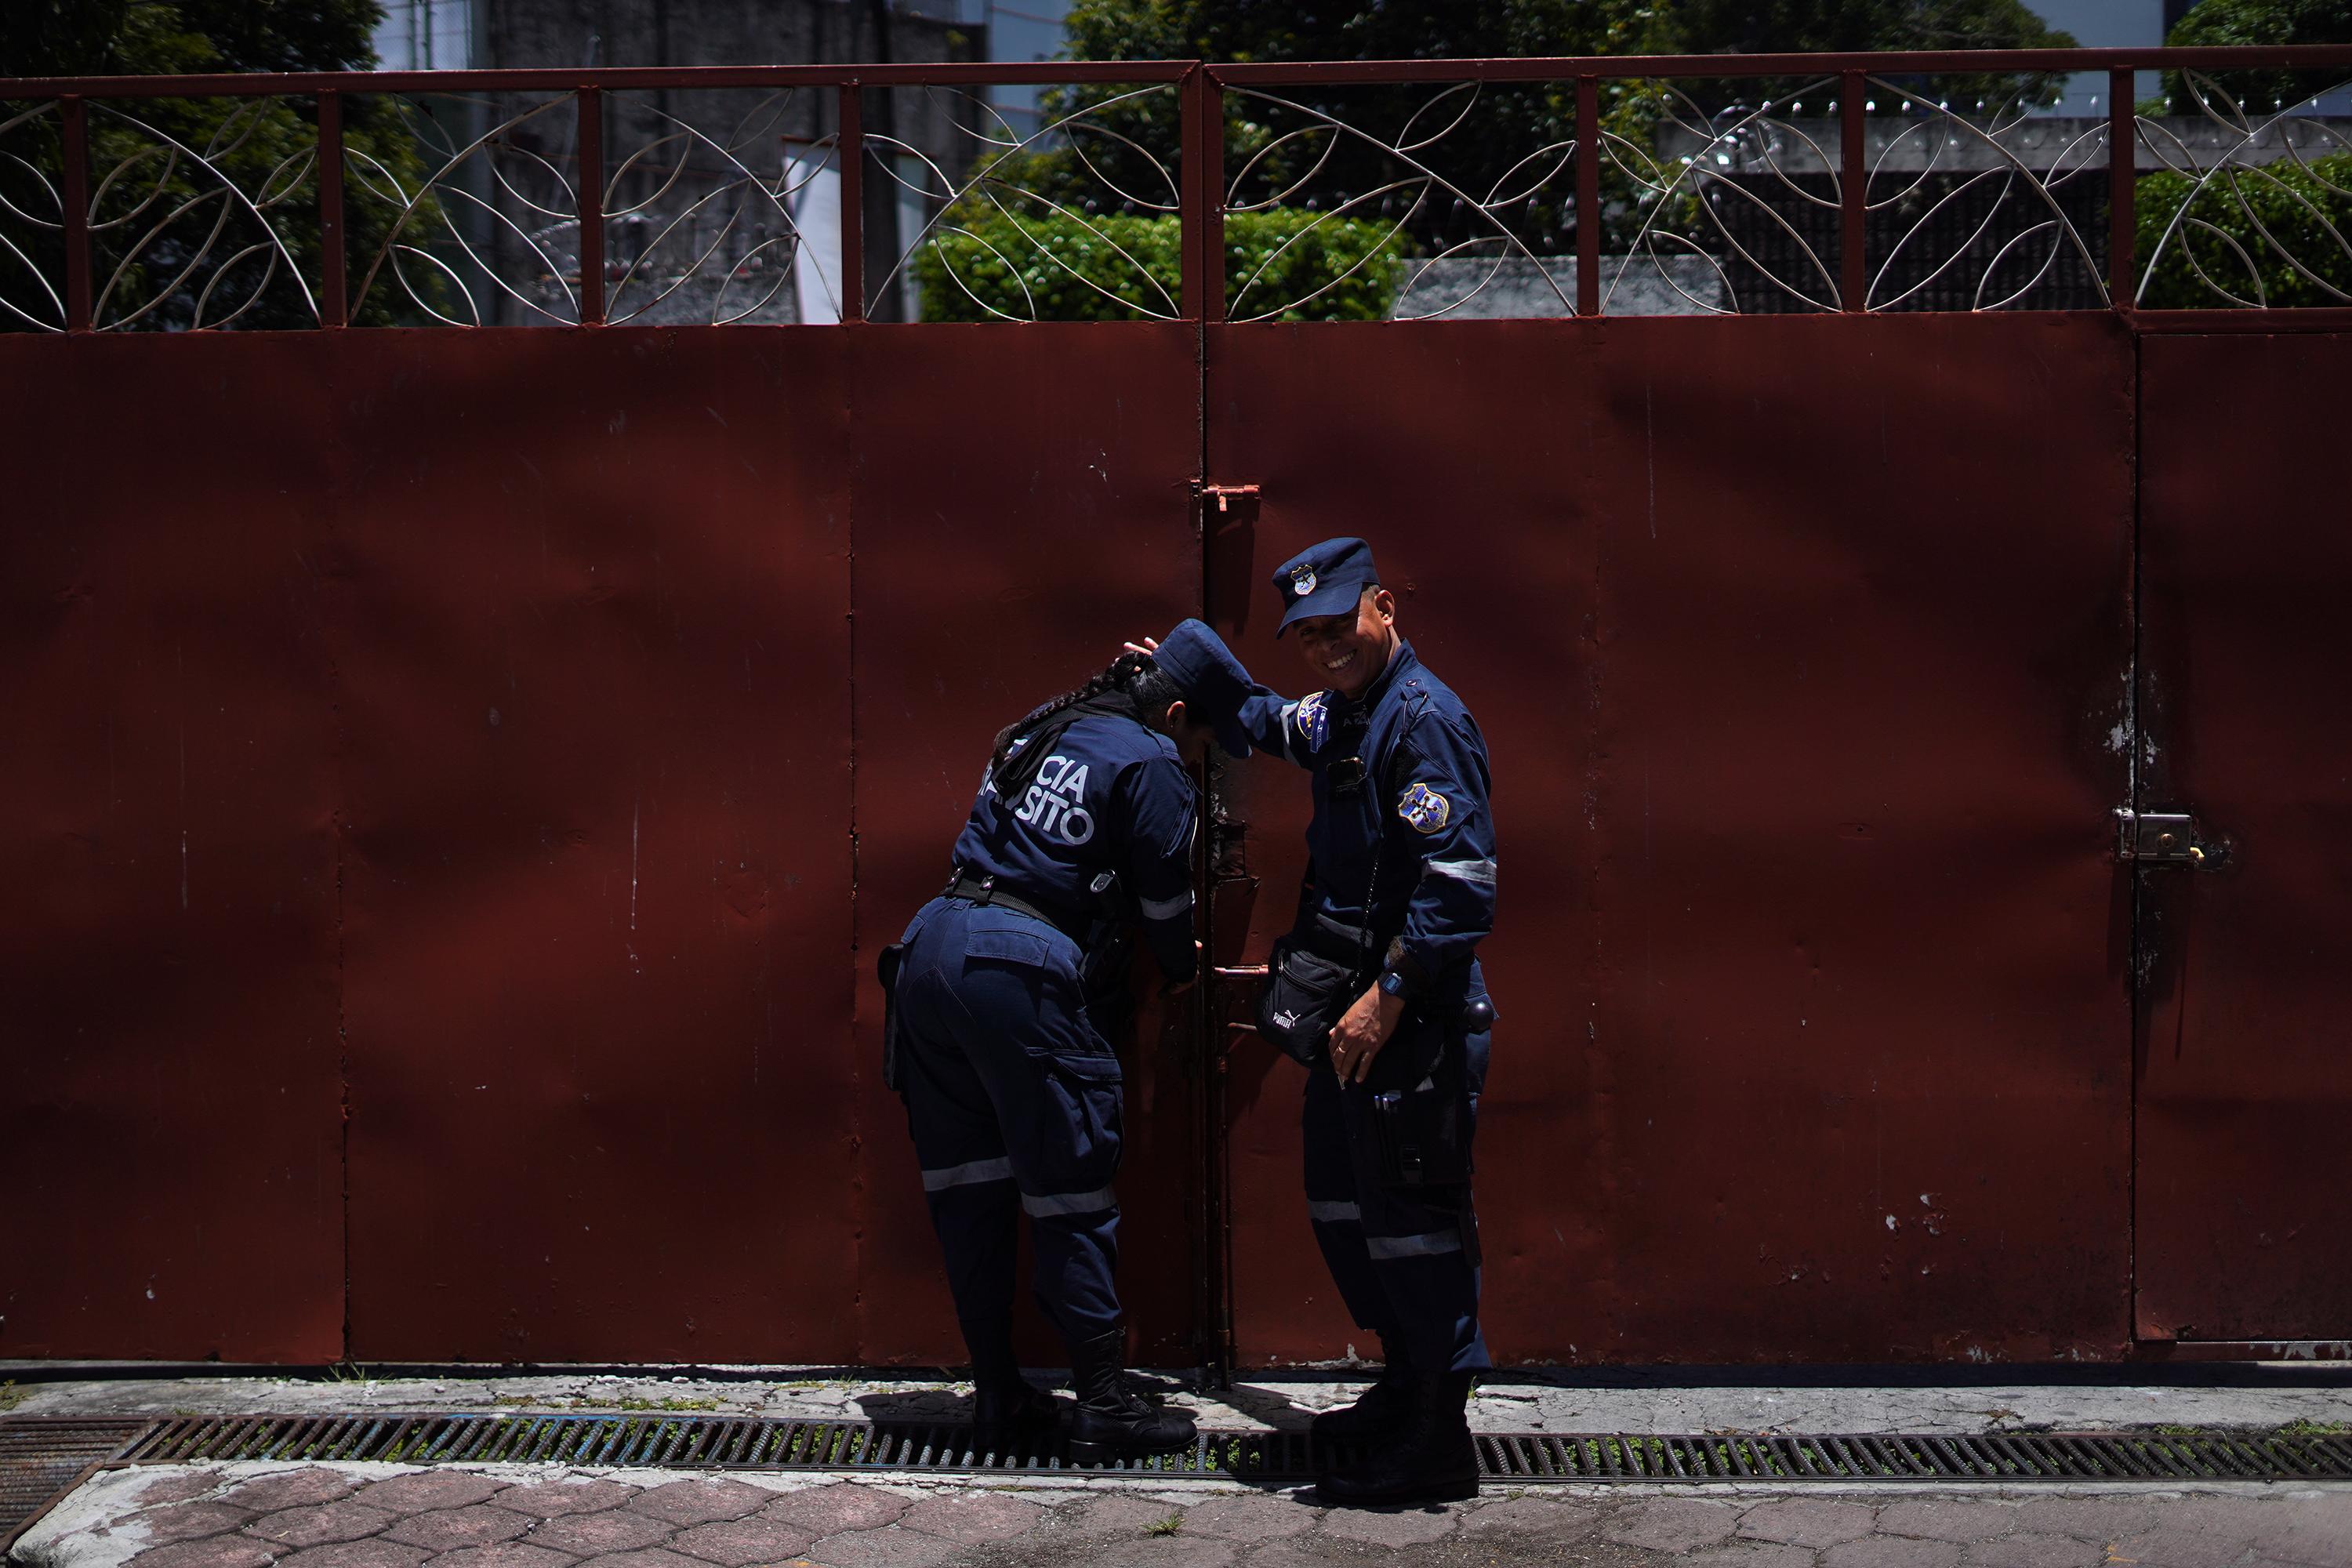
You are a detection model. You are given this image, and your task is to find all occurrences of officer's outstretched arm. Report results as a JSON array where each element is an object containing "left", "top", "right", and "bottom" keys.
[
  {"left": 1385, "top": 711, "right": 1497, "bottom": 991},
  {"left": 1121, "top": 755, "right": 1200, "bottom": 985},
  {"left": 1226, "top": 681, "right": 1328, "bottom": 771}
]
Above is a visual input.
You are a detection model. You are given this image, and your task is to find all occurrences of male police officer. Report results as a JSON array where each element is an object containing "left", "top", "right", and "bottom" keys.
[
  {"left": 1136, "top": 540, "right": 1497, "bottom": 1504},
  {"left": 888, "top": 623, "right": 1254, "bottom": 1461}
]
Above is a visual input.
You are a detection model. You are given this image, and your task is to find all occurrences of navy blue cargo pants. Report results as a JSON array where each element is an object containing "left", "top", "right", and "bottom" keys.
[
  {"left": 1304, "top": 961, "right": 1493, "bottom": 1375},
  {"left": 895, "top": 895, "right": 1125, "bottom": 1364}
]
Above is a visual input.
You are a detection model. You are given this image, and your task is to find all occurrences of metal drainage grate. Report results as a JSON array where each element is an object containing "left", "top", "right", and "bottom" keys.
[
  {"left": 96, "top": 1414, "right": 2352, "bottom": 1484},
  {"left": 1, "top": 1419, "right": 154, "bottom": 1549}
]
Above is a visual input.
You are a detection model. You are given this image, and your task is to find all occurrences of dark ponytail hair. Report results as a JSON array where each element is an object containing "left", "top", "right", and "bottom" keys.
[{"left": 988, "top": 652, "right": 1183, "bottom": 797}]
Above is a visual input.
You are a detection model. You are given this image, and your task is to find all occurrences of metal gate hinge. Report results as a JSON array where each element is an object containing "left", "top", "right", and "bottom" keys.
[{"left": 2113, "top": 807, "right": 2223, "bottom": 867}]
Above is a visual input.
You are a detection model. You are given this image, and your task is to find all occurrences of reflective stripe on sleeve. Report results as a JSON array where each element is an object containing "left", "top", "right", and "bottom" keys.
[
  {"left": 1138, "top": 888, "right": 1195, "bottom": 920},
  {"left": 1365, "top": 1229, "right": 1465, "bottom": 1261},
  {"left": 1022, "top": 1185, "right": 1118, "bottom": 1218},
  {"left": 1425, "top": 856, "right": 1497, "bottom": 886},
  {"left": 1306, "top": 1200, "right": 1361, "bottom": 1224},
  {"left": 922, "top": 1156, "right": 1014, "bottom": 1192}
]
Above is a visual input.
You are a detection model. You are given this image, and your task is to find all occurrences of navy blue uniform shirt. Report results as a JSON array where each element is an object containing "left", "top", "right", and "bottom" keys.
[
  {"left": 949, "top": 712, "right": 1199, "bottom": 983},
  {"left": 1229, "top": 641, "right": 1495, "bottom": 1004}
]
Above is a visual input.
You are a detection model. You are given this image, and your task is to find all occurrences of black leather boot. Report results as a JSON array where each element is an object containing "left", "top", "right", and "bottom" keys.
[
  {"left": 970, "top": 1376, "right": 1061, "bottom": 1454},
  {"left": 1310, "top": 1342, "right": 1417, "bottom": 1447},
  {"left": 1064, "top": 1328, "right": 1198, "bottom": 1464},
  {"left": 1315, "top": 1370, "right": 1479, "bottom": 1506}
]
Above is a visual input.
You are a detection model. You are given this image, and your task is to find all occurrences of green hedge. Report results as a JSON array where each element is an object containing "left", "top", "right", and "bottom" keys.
[
  {"left": 911, "top": 206, "right": 1408, "bottom": 322},
  {"left": 2136, "top": 152, "right": 2352, "bottom": 308}
]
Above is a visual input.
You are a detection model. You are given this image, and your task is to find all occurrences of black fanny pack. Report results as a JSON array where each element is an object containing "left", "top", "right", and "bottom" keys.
[{"left": 1254, "top": 912, "right": 1378, "bottom": 1066}]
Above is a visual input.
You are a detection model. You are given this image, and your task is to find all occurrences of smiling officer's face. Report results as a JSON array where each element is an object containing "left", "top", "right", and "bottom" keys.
[{"left": 1293, "top": 587, "right": 1396, "bottom": 700}]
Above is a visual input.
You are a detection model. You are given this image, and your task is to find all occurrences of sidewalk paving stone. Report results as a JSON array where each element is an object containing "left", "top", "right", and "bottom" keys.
[
  {"left": 128, "top": 1503, "right": 256, "bottom": 1544},
  {"left": 1605, "top": 1499, "right": 1745, "bottom": 1552},
  {"left": 1054, "top": 1494, "right": 1191, "bottom": 1537},
  {"left": 220, "top": 1473, "right": 359, "bottom": 1515},
  {"left": 800, "top": 1523, "right": 964, "bottom": 1567},
  {"left": 563, "top": 1552, "right": 706, "bottom": 1568},
  {"left": 2010, "top": 1495, "right": 2168, "bottom": 1541},
  {"left": 489, "top": 1479, "right": 638, "bottom": 1519},
  {"left": 380, "top": 1507, "right": 533, "bottom": 1552},
  {"left": 353, "top": 1477, "right": 508, "bottom": 1517},
  {"left": 245, "top": 1503, "right": 398, "bottom": 1548},
  {"left": 129, "top": 1475, "right": 238, "bottom": 1510},
  {"left": 121, "top": 1541, "right": 281, "bottom": 1568},
  {"left": 427, "top": 1548, "right": 575, "bottom": 1568},
  {"left": 895, "top": 1493, "right": 1044, "bottom": 1544},
  {"left": 1172, "top": 1494, "right": 1317, "bottom": 1541},
  {"left": 755, "top": 1484, "right": 908, "bottom": 1537},
  {"left": 1064, "top": 1535, "right": 1236, "bottom": 1568},
  {"left": 1875, "top": 1501, "right": 2018, "bottom": 1543},
  {"left": 1316, "top": 1503, "right": 1459, "bottom": 1547},
  {"left": 1686, "top": 1545, "right": 1820, "bottom": 1568},
  {"left": 2174, "top": 1491, "right": 2352, "bottom": 1565},
  {"left": 664, "top": 1514, "right": 815, "bottom": 1566},
  {"left": 625, "top": 1481, "right": 773, "bottom": 1528},
  {"left": 1458, "top": 1494, "right": 1604, "bottom": 1537},
  {"left": 2103, "top": 1526, "right": 2264, "bottom": 1568},
  {"left": 276, "top": 1542, "right": 430, "bottom": 1568},
  {"left": 527, "top": 1507, "right": 679, "bottom": 1556},
  {"left": 1824, "top": 1537, "right": 1965, "bottom": 1568},
  {"left": 1956, "top": 1535, "right": 2108, "bottom": 1568},
  {"left": 1736, "top": 1499, "right": 1878, "bottom": 1548}
]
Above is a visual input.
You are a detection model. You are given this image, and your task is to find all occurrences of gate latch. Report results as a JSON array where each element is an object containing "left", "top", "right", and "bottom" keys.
[
  {"left": 1200, "top": 483, "right": 1260, "bottom": 514},
  {"left": 2113, "top": 807, "right": 2223, "bottom": 867}
]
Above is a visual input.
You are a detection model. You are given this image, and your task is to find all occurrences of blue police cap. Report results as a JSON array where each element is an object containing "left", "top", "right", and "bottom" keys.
[
  {"left": 1150, "top": 618, "right": 1255, "bottom": 759},
  {"left": 1273, "top": 537, "right": 1379, "bottom": 637}
]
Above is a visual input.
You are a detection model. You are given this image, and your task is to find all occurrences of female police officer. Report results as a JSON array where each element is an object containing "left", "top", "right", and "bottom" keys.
[{"left": 886, "top": 622, "right": 1250, "bottom": 1460}]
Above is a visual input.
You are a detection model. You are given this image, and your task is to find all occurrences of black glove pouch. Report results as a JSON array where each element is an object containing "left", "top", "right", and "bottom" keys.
[
  {"left": 876, "top": 942, "right": 907, "bottom": 1094},
  {"left": 1254, "top": 913, "right": 1374, "bottom": 1068}
]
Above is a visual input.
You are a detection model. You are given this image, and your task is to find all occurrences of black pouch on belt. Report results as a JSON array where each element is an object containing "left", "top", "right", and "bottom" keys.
[
  {"left": 875, "top": 942, "right": 907, "bottom": 1094},
  {"left": 1370, "top": 1073, "right": 1472, "bottom": 1188},
  {"left": 1254, "top": 912, "right": 1374, "bottom": 1067}
]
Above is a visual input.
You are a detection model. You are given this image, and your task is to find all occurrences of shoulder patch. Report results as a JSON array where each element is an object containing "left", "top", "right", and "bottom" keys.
[
  {"left": 1398, "top": 782, "right": 1451, "bottom": 835},
  {"left": 1295, "top": 691, "right": 1331, "bottom": 751}
]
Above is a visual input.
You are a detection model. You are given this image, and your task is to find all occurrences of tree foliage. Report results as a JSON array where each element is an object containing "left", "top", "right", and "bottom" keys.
[
  {"left": 2, "top": 0, "right": 434, "bottom": 329},
  {"left": 2158, "top": 0, "right": 2352, "bottom": 118},
  {"left": 912, "top": 207, "right": 1405, "bottom": 322},
  {"left": 2136, "top": 150, "right": 2352, "bottom": 306}
]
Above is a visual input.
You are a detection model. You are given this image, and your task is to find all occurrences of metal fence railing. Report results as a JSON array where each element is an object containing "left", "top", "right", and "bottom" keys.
[{"left": 3, "top": 49, "right": 2349, "bottom": 329}]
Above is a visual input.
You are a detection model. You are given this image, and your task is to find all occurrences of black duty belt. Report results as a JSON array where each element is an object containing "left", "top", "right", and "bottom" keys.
[{"left": 945, "top": 873, "right": 1088, "bottom": 945}]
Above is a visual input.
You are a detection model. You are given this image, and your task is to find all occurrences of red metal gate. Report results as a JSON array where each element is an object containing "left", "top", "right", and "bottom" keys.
[
  {"left": 1204, "top": 315, "right": 2136, "bottom": 1365},
  {"left": 4, "top": 49, "right": 2351, "bottom": 1368},
  {"left": 2133, "top": 330, "right": 2352, "bottom": 1347}
]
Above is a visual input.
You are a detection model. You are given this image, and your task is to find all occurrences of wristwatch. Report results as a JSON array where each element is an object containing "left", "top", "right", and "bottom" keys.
[{"left": 1377, "top": 967, "right": 1414, "bottom": 1001}]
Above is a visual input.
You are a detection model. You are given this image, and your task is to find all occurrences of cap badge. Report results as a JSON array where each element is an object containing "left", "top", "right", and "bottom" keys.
[{"left": 1289, "top": 564, "right": 1318, "bottom": 599}]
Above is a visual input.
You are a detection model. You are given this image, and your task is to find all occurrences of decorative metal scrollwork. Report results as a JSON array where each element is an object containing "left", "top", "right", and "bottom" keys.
[
  {"left": 1617, "top": 78, "right": 2107, "bottom": 314},
  {"left": 870, "top": 83, "right": 1182, "bottom": 322},
  {"left": 349, "top": 89, "right": 835, "bottom": 327},
  {"left": 2, "top": 96, "right": 319, "bottom": 331},
  {"left": 0, "top": 101, "right": 66, "bottom": 331},
  {"left": 2136, "top": 71, "right": 2352, "bottom": 308},
  {"left": 1609, "top": 80, "right": 1842, "bottom": 314},
  {"left": 1222, "top": 82, "right": 1581, "bottom": 321}
]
